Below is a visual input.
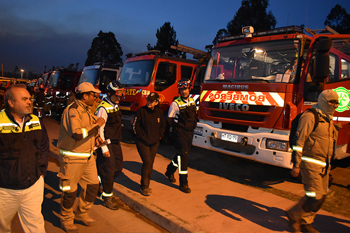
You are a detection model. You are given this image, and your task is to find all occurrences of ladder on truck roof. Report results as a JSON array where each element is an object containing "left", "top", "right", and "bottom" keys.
[
  {"left": 170, "top": 44, "right": 209, "bottom": 59},
  {"left": 305, "top": 26, "right": 350, "bottom": 55}
]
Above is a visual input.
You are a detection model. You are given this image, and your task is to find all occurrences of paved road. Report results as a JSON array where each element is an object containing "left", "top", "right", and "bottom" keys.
[{"left": 12, "top": 116, "right": 350, "bottom": 232}]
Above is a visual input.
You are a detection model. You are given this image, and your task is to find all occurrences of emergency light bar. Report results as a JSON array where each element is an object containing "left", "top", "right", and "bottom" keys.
[{"left": 218, "top": 25, "right": 304, "bottom": 43}]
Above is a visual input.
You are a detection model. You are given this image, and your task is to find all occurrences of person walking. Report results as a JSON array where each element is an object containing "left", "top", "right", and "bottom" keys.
[
  {"left": 133, "top": 92, "right": 166, "bottom": 196},
  {"left": 0, "top": 86, "right": 6, "bottom": 109},
  {"left": 0, "top": 84, "right": 50, "bottom": 233},
  {"left": 165, "top": 78, "right": 197, "bottom": 193},
  {"left": 33, "top": 84, "right": 45, "bottom": 118},
  {"left": 95, "top": 81, "right": 125, "bottom": 209},
  {"left": 57, "top": 82, "right": 105, "bottom": 232},
  {"left": 286, "top": 89, "right": 339, "bottom": 233}
]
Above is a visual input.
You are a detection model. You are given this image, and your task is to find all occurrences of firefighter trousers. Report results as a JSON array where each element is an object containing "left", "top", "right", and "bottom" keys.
[
  {"left": 166, "top": 129, "right": 194, "bottom": 185},
  {"left": 136, "top": 140, "right": 160, "bottom": 189},
  {"left": 59, "top": 155, "right": 99, "bottom": 222},
  {"left": 96, "top": 142, "right": 123, "bottom": 196},
  {"left": 287, "top": 166, "right": 329, "bottom": 225}
]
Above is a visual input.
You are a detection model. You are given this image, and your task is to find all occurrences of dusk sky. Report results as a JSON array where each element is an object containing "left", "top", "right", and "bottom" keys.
[{"left": 1, "top": 0, "right": 349, "bottom": 74}]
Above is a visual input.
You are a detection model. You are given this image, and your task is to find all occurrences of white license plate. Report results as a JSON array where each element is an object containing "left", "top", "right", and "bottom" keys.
[{"left": 221, "top": 133, "right": 238, "bottom": 143}]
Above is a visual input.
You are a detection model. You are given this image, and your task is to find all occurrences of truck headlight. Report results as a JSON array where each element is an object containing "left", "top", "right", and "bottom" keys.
[
  {"left": 266, "top": 139, "right": 288, "bottom": 152},
  {"left": 194, "top": 127, "right": 203, "bottom": 136}
]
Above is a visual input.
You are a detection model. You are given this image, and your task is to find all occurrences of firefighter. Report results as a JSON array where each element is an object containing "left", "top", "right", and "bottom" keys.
[
  {"left": 57, "top": 82, "right": 105, "bottom": 232},
  {"left": 165, "top": 78, "right": 197, "bottom": 193},
  {"left": 94, "top": 81, "right": 125, "bottom": 209},
  {"left": 286, "top": 89, "right": 339, "bottom": 233},
  {"left": 0, "top": 86, "right": 6, "bottom": 109},
  {"left": 33, "top": 84, "right": 45, "bottom": 118}
]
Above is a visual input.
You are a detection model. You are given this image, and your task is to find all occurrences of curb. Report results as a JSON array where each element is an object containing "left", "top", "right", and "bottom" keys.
[{"left": 113, "top": 183, "right": 204, "bottom": 233}]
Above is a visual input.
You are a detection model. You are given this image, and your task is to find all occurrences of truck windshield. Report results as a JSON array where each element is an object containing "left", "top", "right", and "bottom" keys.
[
  {"left": 79, "top": 69, "right": 99, "bottom": 85},
  {"left": 118, "top": 60, "right": 155, "bottom": 86},
  {"left": 48, "top": 71, "right": 61, "bottom": 88},
  {"left": 205, "top": 39, "right": 301, "bottom": 83}
]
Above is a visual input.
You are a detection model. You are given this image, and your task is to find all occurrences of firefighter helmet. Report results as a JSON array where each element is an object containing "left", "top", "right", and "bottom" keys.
[
  {"left": 177, "top": 78, "right": 192, "bottom": 90},
  {"left": 106, "top": 80, "right": 125, "bottom": 96}
]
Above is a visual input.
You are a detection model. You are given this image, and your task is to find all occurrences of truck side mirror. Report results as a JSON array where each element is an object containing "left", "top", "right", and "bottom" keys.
[
  {"left": 312, "top": 37, "right": 332, "bottom": 81},
  {"left": 313, "top": 53, "right": 329, "bottom": 81}
]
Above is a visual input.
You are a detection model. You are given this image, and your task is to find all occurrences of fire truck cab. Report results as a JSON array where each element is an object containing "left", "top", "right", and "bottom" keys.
[
  {"left": 118, "top": 45, "right": 208, "bottom": 130},
  {"left": 193, "top": 26, "right": 350, "bottom": 169},
  {"left": 78, "top": 62, "right": 122, "bottom": 95}
]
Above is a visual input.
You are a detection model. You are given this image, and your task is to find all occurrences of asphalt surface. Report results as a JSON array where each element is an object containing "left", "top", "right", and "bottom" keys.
[{"left": 14, "top": 117, "right": 350, "bottom": 232}]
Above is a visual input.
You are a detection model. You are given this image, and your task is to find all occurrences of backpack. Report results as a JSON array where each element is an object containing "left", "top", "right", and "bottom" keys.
[{"left": 289, "top": 108, "right": 319, "bottom": 165}]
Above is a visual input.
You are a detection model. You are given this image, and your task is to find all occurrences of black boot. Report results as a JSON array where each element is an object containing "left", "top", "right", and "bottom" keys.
[
  {"left": 179, "top": 174, "right": 191, "bottom": 193},
  {"left": 165, "top": 171, "right": 176, "bottom": 183},
  {"left": 301, "top": 224, "right": 319, "bottom": 233},
  {"left": 179, "top": 184, "right": 191, "bottom": 193}
]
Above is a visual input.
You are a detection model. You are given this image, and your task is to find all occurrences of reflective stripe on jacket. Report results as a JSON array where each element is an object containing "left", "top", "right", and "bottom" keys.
[
  {"left": 173, "top": 97, "right": 197, "bottom": 131},
  {"left": 0, "top": 110, "right": 50, "bottom": 189},
  {"left": 293, "top": 108, "right": 338, "bottom": 172},
  {"left": 58, "top": 99, "right": 100, "bottom": 156}
]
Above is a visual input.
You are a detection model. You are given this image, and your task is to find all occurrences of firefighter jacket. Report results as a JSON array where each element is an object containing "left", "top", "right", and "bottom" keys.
[
  {"left": 58, "top": 99, "right": 100, "bottom": 160},
  {"left": 172, "top": 96, "right": 197, "bottom": 132},
  {"left": 292, "top": 105, "right": 338, "bottom": 173},
  {"left": 0, "top": 109, "right": 50, "bottom": 189},
  {"left": 133, "top": 105, "right": 166, "bottom": 146},
  {"left": 95, "top": 98, "right": 122, "bottom": 147}
]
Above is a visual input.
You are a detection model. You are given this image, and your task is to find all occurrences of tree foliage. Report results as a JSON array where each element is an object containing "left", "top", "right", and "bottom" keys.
[
  {"left": 325, "top": 4, "right": 350, "bottom": 34},
  {"left": 212, "top": 0, "right": 276, "bottom": 44},
  {"left": 147, "top": 22, "right": 181, "bottom": 55},
  {"left": 85, "top": 31, "right": 123, "bottom": 66}
]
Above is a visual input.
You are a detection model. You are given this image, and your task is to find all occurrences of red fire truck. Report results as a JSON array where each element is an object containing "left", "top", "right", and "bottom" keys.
[
  {"left": 45, "top": 69, "right": 81, "bottom": 115},
  {"left": 193, "top": 25, "right": 350, "bottom": 169},
  {"left": 118, "top": 45, "right": 208, "bottom": 130}
]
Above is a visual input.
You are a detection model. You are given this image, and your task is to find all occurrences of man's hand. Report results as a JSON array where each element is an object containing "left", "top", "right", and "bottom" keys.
[
  {"left": 290, "top": 167, "right": 300, "bottom": 177},
  {"left": 96, "top": 117, "right": 105, "bottom": 127},
  {"left": 95, "top": 136, "right": 104, "bottom": 147},
  {"left": 103, "top": 151, "right": 110, "bottom": 157}
]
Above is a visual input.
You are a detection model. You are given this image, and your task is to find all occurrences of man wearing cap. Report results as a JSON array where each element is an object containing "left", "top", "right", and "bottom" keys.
[
  {"left": 165, "top": 78, "right": 197, "bottom": 193},
  {"left": 94, "top": 81, "right": 124, "bottom": 209},
  {"left": 57, "top": 82, "right": 105, "bottom": 232},
  {"left": 133, "top": 92, "right": 166, "bottom": 196}
]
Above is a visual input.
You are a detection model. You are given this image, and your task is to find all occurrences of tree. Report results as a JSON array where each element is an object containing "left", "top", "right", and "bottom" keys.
[
  {"left": 212, "top": 0, "right": 276, "bottom": 44},
  {"left": 325, "top": 4, "right": 350, "bottom": 34},
  {"left": 85, "top": 31, "right": 123, "bottom": 66},
  {"left": 147, "top": 22, "right": 181, "bottom": 55}
]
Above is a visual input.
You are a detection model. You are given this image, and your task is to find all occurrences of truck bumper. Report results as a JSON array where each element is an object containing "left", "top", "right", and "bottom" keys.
[{"left": 192, "top": 121, "right": 293, "bottom": 169}]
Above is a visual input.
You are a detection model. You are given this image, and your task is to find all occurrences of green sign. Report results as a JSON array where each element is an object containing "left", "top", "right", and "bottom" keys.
[{"left": 333, "top": 87, "right": 350, "bottom": 112}]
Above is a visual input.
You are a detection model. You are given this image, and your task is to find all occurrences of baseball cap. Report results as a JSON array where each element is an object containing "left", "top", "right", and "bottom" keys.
[
  {"left": 76, "top": 82, "right": 101, "bottom": 94},
  {"left": 147, "top": 92, "right": 159, "bottom": 102}
]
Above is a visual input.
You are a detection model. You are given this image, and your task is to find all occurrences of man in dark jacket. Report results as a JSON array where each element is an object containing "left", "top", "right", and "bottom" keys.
[
  {"left": 165, "top": 78, "right": 197, "bottom": 193},
  {"left": 287, "top": 89, "right": 339, "bottom": 233},
  {"left": 95, "top": 81, "right": 125, "bottom": 209},
  {"left": 0, "top": 84, "right": 50, "bottom": 233},
  {"left": 133, "top": 92, "right": 166, "bottom": 196}
]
